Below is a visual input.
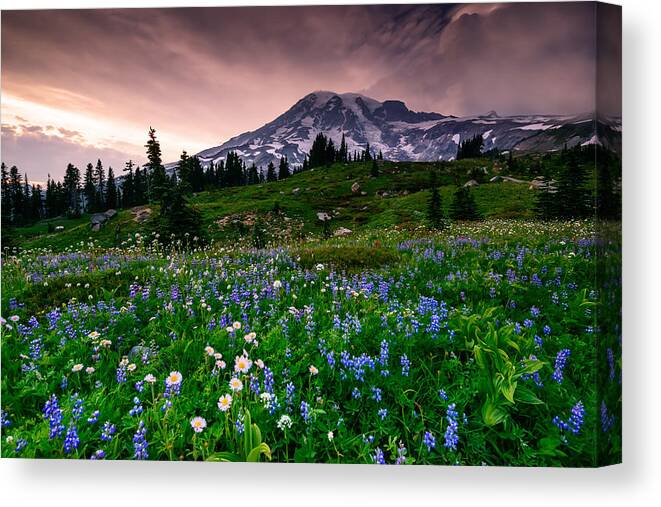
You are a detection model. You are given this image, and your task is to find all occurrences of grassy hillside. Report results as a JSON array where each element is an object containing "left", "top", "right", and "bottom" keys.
[{"left": 11, "top": 159, "right": 541, "bottom": 252}]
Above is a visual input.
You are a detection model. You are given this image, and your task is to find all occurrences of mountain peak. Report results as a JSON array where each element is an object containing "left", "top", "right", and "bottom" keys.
[{"left": 192, "top": 92, "right": 617, "bottom": 169}]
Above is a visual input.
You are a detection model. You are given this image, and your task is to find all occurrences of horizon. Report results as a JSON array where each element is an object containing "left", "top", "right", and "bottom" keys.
[{"left": 1, "top": 3, "right": 621, "bottom": 181}]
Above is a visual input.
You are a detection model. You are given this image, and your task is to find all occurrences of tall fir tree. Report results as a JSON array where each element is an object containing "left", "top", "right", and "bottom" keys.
[
  {"left": 533, "top": 163, "right": 558, "bottom": 221},
  {"left": 93, "top": 159, "right": 105, "bottom": 210},
  {"left": 266, "top": 161, "right": 277, "bottom": 182},
  {"left": 278, "top": 156, "right": 291, "bottom": 180},
  {"left": 30, "top": 184, "right": 43, "bottom": 221},
  {"left": 83, "top": 163, "right": 96, "bottom": 212},
  {"left": 338, "top": 133, "right": 348, "bottom": 163},
  {"left": 63, "top": 163, "right": 81, "bottom": 216},
  {"left": 370, "top": 159, "right": 380, "bottom": 177},
  {"left": 449, "top": 186, "right": 482, "bottom": 221},
  {"left": 1, "top": 163, "right": 14, "bottom": 246},
  {"left": 9, "top": 165, "right": 24, "bottom": 225},
  {"left": 427, "top": 171, "right": 445, "bottom": 229},
  {"left": 555, "top": 150, "right": 591, "bottom": 218},
  {"left": 133, "top": 166, "right": 147, "bottom": 205},
  {"left": 145, "top": 127, "right": 168, "bottom": 201},
  {"left": 122, "top": 160, "right": 135, "bottom": 208},
  {"left": 106, "top": 167, "right": 118, "bottom": 208}
]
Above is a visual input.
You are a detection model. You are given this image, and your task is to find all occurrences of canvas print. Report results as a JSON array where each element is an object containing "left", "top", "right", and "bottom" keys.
[{"left": 0, "top": 2, "right": 621, "bottom": 466}]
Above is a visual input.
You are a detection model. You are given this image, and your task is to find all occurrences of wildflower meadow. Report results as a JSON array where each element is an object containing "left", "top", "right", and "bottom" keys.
[{"left": 0, "top": 220, "right": 622, "bottom": 465}]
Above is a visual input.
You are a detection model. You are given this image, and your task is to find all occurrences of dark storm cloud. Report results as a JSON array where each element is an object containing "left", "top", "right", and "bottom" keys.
[
  {"left": 1, "top": 3, "right": 619, "bottom": 179},
  {"left": 367, "top": 2, "right": 604, "bottom": 116}
]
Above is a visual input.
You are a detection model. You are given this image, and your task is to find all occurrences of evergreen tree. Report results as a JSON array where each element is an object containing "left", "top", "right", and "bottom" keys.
[
  {"left": 1, "top": 163, "right": 14, "bottom": 246},
  {"left": 278, "top": 156, "right": 291, "bottom": 180},
  {"left": 176, "top": 151, "right": 192, "bottom": 191},
  {"left": 30, "top": 184, "right": 43, "bottom": 221},
  {"left": 106, "top": 167, "right": 118, "bottom": 208},
  {"left": 457, "top": 134, "right": 484, "bottom": 160},
  {"left": 427, "top": 171, "right": 446, "bottom": 229},
  {"left": 325, "top": 139, "right": 336, "bottom": 165},
  {"left": 94, "top": 159, "right": 105, "bottom": 210},
  {"left": 338, "top": 133, "right": 348, "bottom": 163},
  {"left": 83, "top": 163, "right": 96, "bottom": 212},
  {"left": 450, "top": 186, "right": 481, "bottom": 221},
  {"left": 133, "top": 166, "right": 147, "bottom": 205},
  {"left": 189, "top": 156, "right": 205, "bottom": 192},
  {"left": 308, "top": 133, "right": 329, "bottom": 168},
  {"left": 364, "top": 142, "right": 373, "bottom": 162},
  {"left": 247, "top": 163, "right": 259, "bottom": 185},
  {"left": 9, "top": 165, "right": 24, "bottom": 225},
  {"left": 145, "top": 127, "right": 168, "bottom": 201},
  {"left": 555, "top": 151, "right": 591, "bottom": 218},
  {"left": 533, "top": 163, "right": 557, "bottom": 221},
  {"left": 63, "top": 163, "right": 81, "bottom": 216},
  {"left": 122, "top": 160, "right": 135, "bottom": 208},
  {"left": 150, "top": 181, "right": 206, "bottom": 248},
  {"left": 266, "top": 161, "right": 277, "bottom": 182},
  {"left": 370, "top": 159, "right": 380, "bottom": 177}
]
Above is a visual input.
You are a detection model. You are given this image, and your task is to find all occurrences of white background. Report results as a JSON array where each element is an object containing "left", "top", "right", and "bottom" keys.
[{"left": 0, "top": 0, "right": 658, "bottom": 505}]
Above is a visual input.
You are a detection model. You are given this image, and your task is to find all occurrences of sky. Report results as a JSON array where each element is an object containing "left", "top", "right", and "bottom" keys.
[{"left": 1, "top": 2, "right": 621, "bottom": 182}]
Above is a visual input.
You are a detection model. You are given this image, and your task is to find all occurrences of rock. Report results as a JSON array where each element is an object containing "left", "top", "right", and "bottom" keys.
[
  {"left": 104, "top": 209, "right": 117, "bottom": 219},
  {"left": 334, "top": 227, "right": 353, "bottom": 237},
  {"left": 402, "top": 190, "right": 409, "bottom": 196},
  {"left": 90, "top": 213, "right": 108, "bottom": 229},
  {"left": 351, "top": 182, "right": 361, "bottom": 194},
  {"left": 54, "top": 225, "right": 64, "bottom": 231},
  {"left": 131, "top": 206, "right": 153, "bottom": 223},
  {"left": 292, "top": 188, "right": 301, "bottom": 195},
  {"left": 128, "top": 346, "right": 150, "bottom": 361},
  {"left": 463, "top": 180, "right": 479, "bottom": 187},
  {"left": 317, "top": 212, "right": 331, "bottom": 222},
  {"left": 361, "top": 191, "right": 367, "bottom": 196}
]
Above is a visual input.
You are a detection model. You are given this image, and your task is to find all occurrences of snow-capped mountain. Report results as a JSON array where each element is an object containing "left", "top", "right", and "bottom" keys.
[{"left": 193, "top": 91, "right": 621, "bottom": 168}]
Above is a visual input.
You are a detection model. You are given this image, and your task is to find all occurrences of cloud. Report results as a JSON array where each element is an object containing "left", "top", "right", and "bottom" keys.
[
  {"left": 366, "top": 2, "right": 602, "bottom": 116},
  {"left": 1, "top": 122, "right": 137, "bottom": 181},
  {"left": 1, "top": 3, "right": 620, "bottom": 179}
]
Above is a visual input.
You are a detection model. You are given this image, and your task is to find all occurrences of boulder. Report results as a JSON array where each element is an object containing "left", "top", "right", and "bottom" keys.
[
  {"left": 317, "top": 212, "right": 331, "bottom": 222},
  {"left": 351, "top": 182, "right": 361, "bottom": 194},
  {"left": 131, "top": 206, "right": 153, "bottom": 223},
  {"left": 334, "top": 227, "right": 353, "bottom": 237},
  {"left": 104, "top": 209, "right": 117, "bottom": 219},
  {"left": 128, "top": 346, "right": 150, "bottom": 362},
  {"left": 463, "top": 180, "right": 479, "bottom": 187}
]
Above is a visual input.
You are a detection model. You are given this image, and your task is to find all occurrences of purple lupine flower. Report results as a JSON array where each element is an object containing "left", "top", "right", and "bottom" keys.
[
  {"left": 553, "top": 401, "right": 585, "bottom": 435},
  {"left": 444, "top": 403, "right": 459, "bottom": 451},
  {"left": 373, "top": 447, "right": 386, "bottom": 464},
  {"left": 101, "top": 421, "right": 116, "bottom": 441},
  {"left": 300, "top": 401, "right": 310, "bottom": 423},
  {"left": 132, "top": 421, "right": 148, "bottom": 460},
  {"left": 64, "top": 424, "right": 79, "bottom": 454},
  {"left": 423, "top": 431, "right": 436, "bottom": 452},
  {"left": 552, "top": 349, "right": 571, "bottom": 384}
]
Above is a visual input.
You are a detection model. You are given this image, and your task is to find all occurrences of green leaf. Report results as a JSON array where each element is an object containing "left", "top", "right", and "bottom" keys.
[
  {"left": 514, "top": 386, "right": 544, "bottom": 405},
  {"left": 246, "top": 442, "right": 272, "bottom": 462},
  {"left": 482, "top": 400, "right": 508, "bottom": 426},
  {"left": 500, "top": 381, "right": 517, "bottom": 404},
  {"left": 206, "top": 452, "right": 241, "bottom": 462}
]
